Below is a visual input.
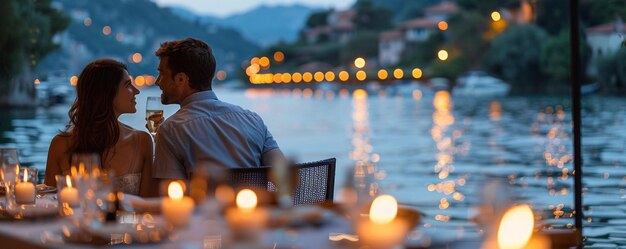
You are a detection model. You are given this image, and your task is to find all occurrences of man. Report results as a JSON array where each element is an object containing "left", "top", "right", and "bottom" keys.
[{"left": 152, "top": 37, "right": 284, "bottom": 180}]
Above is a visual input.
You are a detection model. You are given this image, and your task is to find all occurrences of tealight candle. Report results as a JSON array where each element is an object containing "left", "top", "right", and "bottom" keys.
[
  {"left": 484, "top": 204, "right": 551, "bottom": 249},
  {"left": 59, "top": 175, "right": 80, "bottom": 207},
  {"left": 355, "top": 195, "right": 409, "bottom": 248},
  {"left": 15, "top": 169, "right": 36, "bottom": 205},
  {"left": 225, "top": 189, "right": 267, "bottom": 240},
  {"left": 162, "top": 181, "right": 194, "bottom": 227}
]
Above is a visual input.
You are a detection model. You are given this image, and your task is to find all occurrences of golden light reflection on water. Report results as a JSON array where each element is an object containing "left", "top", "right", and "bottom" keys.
[{"left": 428, "top": 91, "right": 466, "bottom": 215}]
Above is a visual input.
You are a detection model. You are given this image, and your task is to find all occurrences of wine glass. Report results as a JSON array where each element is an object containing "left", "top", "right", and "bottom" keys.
[{"left": 146, "top": 96, "right": 163, "bottom": 137}]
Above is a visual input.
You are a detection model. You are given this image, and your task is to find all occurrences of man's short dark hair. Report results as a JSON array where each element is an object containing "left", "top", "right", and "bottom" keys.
[{"left": 155, "top": 38, "right": 216, "bottom": 91}]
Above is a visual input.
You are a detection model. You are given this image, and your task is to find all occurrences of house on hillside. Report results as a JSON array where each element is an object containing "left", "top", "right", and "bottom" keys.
[
  {"left": 423, "top": 1, "right": 459, "bottom": 21},
  {"left": 586, "top": 18, "right": 626, "bottom": 60},
  {"left": 304, "top": 9, "right": 356, "bottom": 44},
  {"left": 378, "top": 2, "right": 458, "bottom": 66}
]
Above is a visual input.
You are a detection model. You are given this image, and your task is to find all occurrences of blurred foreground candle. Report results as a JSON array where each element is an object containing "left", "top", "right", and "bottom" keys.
[
  {"left": 356, "top": 195, "right": 409, "bottom": 248},
  {"left": 59, "top": 175, "right": 80, "bottom": 207},
  {"left": 15, "top": 169, "right": 35, "bottom": 204},
  {"left": 162, "top": 181, "right": 194, "bottom": 227},
  {"left": 484, "top": 204, "right": 550, "bottom": 249},
  {"left": 226, "top": 189, "right": 267, "bottom": 240}
]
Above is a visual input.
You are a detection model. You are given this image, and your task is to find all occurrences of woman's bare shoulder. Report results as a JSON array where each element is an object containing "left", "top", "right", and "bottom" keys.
[{"left": 50, "top": 133, "right": 72, "bottom": 148}]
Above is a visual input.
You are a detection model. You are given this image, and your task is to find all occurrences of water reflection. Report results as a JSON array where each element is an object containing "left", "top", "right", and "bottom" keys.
[{"left": 1, "top": 87, "right": 625, "bottom": 246}]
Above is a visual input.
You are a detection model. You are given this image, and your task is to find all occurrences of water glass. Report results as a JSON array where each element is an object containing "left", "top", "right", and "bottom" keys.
[
  {"left": 0, "top": 148, "right": 20, "bottom": 186},
  {"left": 146, "top": 96, "right": 163, "bottom": 136}
]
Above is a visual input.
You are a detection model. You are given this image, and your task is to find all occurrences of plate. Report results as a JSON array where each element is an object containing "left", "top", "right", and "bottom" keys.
[{"left": 0, "top": 197, "right": 58, "bottom": 219}]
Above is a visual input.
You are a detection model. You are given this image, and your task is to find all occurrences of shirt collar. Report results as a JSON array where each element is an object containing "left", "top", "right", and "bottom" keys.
[{"left": 181, "top": 90, "right": 218, "bottom": 107}]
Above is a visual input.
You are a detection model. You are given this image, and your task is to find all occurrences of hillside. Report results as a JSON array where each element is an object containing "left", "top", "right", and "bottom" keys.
[
  {"left": 38, "top": 0, "right": 259, "bottom": 77},
  {"left": 171, "top": 4, "right": 320, "bottom": 47}
]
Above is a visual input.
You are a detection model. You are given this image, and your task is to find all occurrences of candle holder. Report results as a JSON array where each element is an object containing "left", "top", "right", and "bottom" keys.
[
  {"left": 55, "top": 175, "right": 80, "bottom": 216},
  {"left": 161, "top": 181, "right": 194, "bottom": 228},
  {"left": 354, "top": 195, "right": 413, "bottom": 248},
  {"left": 225, "top": 189, "right": 268, "bottom": 242},
  {"left": 14, "top": 168, "right": 37, "bottom": 205}
]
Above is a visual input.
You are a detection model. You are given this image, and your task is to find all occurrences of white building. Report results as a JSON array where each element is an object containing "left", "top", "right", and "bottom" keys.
[
  {"left": 586, "top": 18, "right": 626, "bottom": 60},
  {"left": 379, "top": 31, "right": 405, "bottom": 66}
]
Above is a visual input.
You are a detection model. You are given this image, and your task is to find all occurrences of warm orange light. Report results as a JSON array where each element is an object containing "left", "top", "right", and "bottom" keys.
[
  {"left": 292, "top": 72, "right": 302, "bottom": 83},
  {"left": 34, "top": 79, "right": 40, "bottom": 85},
  {"left": 83, "top": 18, "right": 92, "bottom": 27},
  {"left": 303, "top": 72, "right": 313, "bottom": 83},
  {"left": 393, "top": 69, "right": 404, "bottom": 79},
  {"left": 102, "top": 26, "right": 111, "bottom": 36},
  {"left": 132, "top": 53, "right": 142, "bottom": 63},
  {"left": 167, "top": 181, "right": 184, "bottom": 200},
  {"left": 259, "top": 57, "right": 270, "bottom": 68},
  {"left": 438, "top": 21, "right": 448, "bottom": 31},
  {"left": 250, "top": 57, "right": 260, "bottom": 65},
  {"left": 354, "top": 57, "right": 366, "bottom": 69},
  {"left": 438, "top": 50, "right": 449, "bottom": 61},
  {"left": 65, "top": 175, "right": 72, "bottom": 188},
  {"left": 369, "top": 195, "right": 398, "bottom": 224},
  {"left": 377, "top": 69, "right": 388, "bottom": 80},
  {"left": 281, "top": 73, "right": 292, "bottom": 83},
  {"left": 273, "top": 51, "right": 284, "bottom": 62},
  {"left": 491, "top": 11, "right": 501, "bottom": 21},
  {"left": 70, "top": 76, "right": 78, "bottom": 86},
  {"left": 356, "top": 71, "right": 366, "bottom": 81},
  {"left": 339, "top": 71, "right": 349, "bottom": 81},
  {"left": 325, "top": 71, "right": 335, "bottom": 81},
  {"left": 273, "top": 73, "right": 283, "bottom": 83},
  {"left": 236, "top": 189, "right": 257, "bottom": 211},
  {"left": 353, "top": 89, "right": 367, "bottom": 100},
  {"left": 412, "top": 68, "right": 423, "bottom": 79},
  {"left": 497, "top": 204, "right": 534, "bottom": 249},
  {"left": 314, "top": 72, "right": 324, "bottom": 82},
  {"left": 216, "top": 70, "right": 227, "bottom": 81},
  {"left": 135, "top": 75, "right": 145, "bottom": 86},
  {"left": 145, "top": 75, "right": 156, "bottom": 85}
]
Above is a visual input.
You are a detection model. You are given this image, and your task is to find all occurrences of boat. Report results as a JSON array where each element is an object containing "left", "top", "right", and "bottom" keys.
[{"left": 453, "top": 71, "right": 510, "bottom": 97}]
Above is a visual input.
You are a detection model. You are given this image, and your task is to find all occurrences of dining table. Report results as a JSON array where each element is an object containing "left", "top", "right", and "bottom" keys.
[{"left": 0, "top": 194, "right": 480, "bottom": 249}]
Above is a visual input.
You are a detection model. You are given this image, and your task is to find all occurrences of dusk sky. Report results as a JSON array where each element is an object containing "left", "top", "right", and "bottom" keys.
[{"left": 153, "top": 0, "right": 355, "bottom": 17}]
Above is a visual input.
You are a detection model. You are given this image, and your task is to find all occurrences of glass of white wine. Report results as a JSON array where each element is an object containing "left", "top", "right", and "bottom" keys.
[{"left": 146, "top": 96, "right": 163, "bottom": 137}]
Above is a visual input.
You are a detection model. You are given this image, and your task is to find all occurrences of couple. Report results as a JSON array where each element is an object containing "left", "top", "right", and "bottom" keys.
[{"left": 43, "top": 38, "right": 284, "bottom": 197}]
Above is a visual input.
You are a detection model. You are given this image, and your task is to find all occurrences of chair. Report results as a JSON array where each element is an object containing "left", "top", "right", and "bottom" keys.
[{"left": 228, "top": 158, "right": 336, "bottom": 206}]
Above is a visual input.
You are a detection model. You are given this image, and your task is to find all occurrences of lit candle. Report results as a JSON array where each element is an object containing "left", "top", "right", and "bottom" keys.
[
  {"left": 59, "top": 175, "right": 80, "bottom": 207},
  {"left": 355, "top": 195, "right": 409, "bottom": 248},
  {"left": 489, "top": 204, "right": 551, "bottom": 249},
  {"left": 226, "top": 189, "right": 267, "bottom": 240},
  {"left": 15, "top": 169, "right": 36, "bottom": 205},
  {"left": 161, "top": 181, "right": 194, "bottom": 227}
]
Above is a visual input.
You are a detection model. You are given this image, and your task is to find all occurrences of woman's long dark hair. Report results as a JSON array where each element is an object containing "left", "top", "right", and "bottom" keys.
[{"left": 65, "top": 59, "right": 128, "bottom": 161}]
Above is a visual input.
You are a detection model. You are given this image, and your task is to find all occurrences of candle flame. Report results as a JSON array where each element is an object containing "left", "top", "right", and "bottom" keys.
[
  {"left": 369, "top": 195, "right": 398, "bottom": 224},
  {"left": 236, "top": 189, "right": 257, "bottom": 210},
  {"left": 168, "top": 181, "right": 184, "bottom": 200},
  {"left": 497, "top": 204, "right": 534, "bottom": 249},
  {"left": 78, "top": 163, "right": 86, "bottom": 175},
  {"left": 23, "top": 168, "right": 28, "bottom": 182},
  {"left": 66, "top": 175, "right": 72, "bottom": 188}
]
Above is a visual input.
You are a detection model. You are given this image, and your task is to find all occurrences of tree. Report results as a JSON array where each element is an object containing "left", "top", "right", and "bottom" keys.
[
  {"left": 539, "top": 29, "right": 591, "bottom": 85},
  {"left": 456, "top": 0, "right": 517, "bottom": 15},
  {"left": 448, "top": 11, "right": 489, "bottom": 68},
  {"left": 0, "top": 0, "right": 69, "bottom": 106},
  {"left": 339, "top": 31, "right": 379, "bottom": 64},
  {"left": 581, "top": 0, "right": 626, "bottom": 27},
  {"left": 353, "top": 0, "right": 392, "bottom": 31},
  {"left": 484, "top": 24, "right": 549, "bottom": 93},
  {"left": 535, "top": 0, "right": 569, "bottom": 35},
  {"left": 306, "top": 11, "right": 329, "bottom": 28}
]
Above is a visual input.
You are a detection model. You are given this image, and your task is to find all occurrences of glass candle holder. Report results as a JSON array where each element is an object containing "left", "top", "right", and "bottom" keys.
[
  {"left": 14, "top": 168, "right": 37, "bottom": 205},
  {"left": 56, "top": 175, "right": 80, "bottom": 216}
]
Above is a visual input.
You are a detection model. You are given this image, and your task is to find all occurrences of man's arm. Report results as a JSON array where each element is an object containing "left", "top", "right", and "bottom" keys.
[
  {"left": 261, "top": 148, "right": 286, "bottom": 166},
  {"left": 153, "top": 125, "right": 187, "bottom": 181}
]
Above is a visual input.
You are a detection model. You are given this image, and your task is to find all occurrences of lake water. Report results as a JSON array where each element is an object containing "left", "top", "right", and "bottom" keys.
[{"left": 1, "top": 85, "right": 624, "bottom": 247}]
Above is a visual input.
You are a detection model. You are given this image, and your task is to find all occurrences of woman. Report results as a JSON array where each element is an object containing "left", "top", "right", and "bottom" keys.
[{"left": 44, "top": 59, "right": 156, "bottom": 197}]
